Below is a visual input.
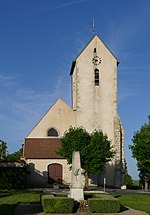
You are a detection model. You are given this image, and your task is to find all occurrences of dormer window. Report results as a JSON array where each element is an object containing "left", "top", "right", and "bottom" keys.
[
  {"left": 94, "top": 69, "right": 99, "bottom": 86},
  {"left": 47, "top": 128, "right": 58, "bottom": 137}
]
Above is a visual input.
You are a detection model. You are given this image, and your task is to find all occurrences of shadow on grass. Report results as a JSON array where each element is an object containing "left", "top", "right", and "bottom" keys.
[
  {"left": 12, "top": 203, "right": 43, "bottom": 215},
  {"left": 114, "top": 195, "right": 129, "bottom": 213},
  {"left": 120, "top": 205, "right": 129, "bottom": 212},
  {"left": 0, "top": 204, "right": 15, "bottom": 215},
  {"left": 0, "top": 190, "right": 15, "bottom": 199},
  {"left": 0, "top": 194, "right": 12, "bottom": 198}
]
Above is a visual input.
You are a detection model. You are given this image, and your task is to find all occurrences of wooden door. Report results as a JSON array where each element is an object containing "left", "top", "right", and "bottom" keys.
[{"left": 48, "top": 163, "right": 62, "bottom": 184}]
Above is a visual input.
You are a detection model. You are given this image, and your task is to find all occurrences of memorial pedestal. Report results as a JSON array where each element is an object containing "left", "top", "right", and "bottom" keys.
[{"left": 68, "top": 151, "right": 84, "bottom": 201}]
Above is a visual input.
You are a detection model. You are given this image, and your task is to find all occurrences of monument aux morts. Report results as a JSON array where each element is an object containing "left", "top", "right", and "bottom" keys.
[{"left": 23, "top": 34, "right": 125, "bottom": 188}]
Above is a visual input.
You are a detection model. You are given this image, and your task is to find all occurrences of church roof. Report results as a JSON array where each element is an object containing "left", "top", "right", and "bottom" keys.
[
  {"left": 27, "top": 98, "right": 72, "bottom": 138},
  {"left": 24, "top": 138, "right": 63, "bottom": 159},
  {"left": 70, "top": 34, "right": 119, "bottom": 75}
]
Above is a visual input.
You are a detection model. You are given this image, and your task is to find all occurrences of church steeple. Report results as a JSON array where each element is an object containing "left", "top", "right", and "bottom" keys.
[{"left": 70, "top": 34, "right": 119, "bottom": 130}]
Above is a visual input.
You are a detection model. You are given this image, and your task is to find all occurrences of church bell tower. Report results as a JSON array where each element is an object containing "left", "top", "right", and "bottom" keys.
[{"left": 70, "top": 35, "right": 125, "bottom": 187}]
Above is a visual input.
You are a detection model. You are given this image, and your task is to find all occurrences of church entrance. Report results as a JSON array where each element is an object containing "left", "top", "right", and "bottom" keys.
[{"left": 48, "top": 163, "right": 62, "bottom": 184}]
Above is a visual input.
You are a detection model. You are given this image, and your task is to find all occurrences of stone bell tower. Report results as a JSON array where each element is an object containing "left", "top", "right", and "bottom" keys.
[{"left": 70, "top": 35, "right": 125, "bottom": 187}]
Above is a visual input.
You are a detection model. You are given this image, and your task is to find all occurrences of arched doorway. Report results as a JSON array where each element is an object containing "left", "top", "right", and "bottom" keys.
[{"left": 48, "top": 163, "right": 62, "bottom": 184}]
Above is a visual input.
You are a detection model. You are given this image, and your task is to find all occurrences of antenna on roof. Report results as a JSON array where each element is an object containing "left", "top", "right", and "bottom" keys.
[{"left": 92, "top": 18, "right": 96, "bottom": 34}]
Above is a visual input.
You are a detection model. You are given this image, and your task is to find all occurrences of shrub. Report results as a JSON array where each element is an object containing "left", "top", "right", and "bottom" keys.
[
  {"left": 0, "top": 167, "right": 27, "bottom": 189},
  {"left": 93, "top": 193, "right": 109, "bottom": 198},
  {"left": 42, "top": 195, "right": 74, "bottom": 213},
  {"left": 88, "top": 195, "right": 120, "bottom": 213}
]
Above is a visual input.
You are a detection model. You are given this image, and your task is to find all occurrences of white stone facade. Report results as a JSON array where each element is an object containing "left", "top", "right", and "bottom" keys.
[
  {"left": 25, "top": 158, "right": 71, "bottom": 187},
  {"left": 24, "top": 35, "right": 124, "bottom": 188}
]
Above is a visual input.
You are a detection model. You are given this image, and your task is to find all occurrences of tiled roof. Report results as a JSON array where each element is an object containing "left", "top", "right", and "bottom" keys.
[{"left": 24, "top": 138, "right": 63, "bottom": 159}]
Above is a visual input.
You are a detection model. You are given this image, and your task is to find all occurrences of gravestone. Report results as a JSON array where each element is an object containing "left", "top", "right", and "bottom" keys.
[{"left": 68, "top": 151, "right": 84, "bottom": 201}]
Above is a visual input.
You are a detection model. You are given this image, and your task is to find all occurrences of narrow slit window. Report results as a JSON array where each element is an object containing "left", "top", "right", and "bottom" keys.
[{"left": 95, "top": 69, "right": 99, "bottom": 86}]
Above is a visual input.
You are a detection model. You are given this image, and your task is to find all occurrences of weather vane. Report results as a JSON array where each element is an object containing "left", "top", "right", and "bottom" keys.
[{"left": 92, "top": 18, "right": 96, "bottom": 34}]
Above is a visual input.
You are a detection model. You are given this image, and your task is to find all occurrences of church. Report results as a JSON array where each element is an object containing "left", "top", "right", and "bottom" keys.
[{"left": 23, "top": 34, "right": 125, "bottom": 188}]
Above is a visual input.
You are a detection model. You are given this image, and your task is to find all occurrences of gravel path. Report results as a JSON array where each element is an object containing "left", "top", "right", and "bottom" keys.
[{"left": 12, "top": 204, "right": 148, "bottom": 215}]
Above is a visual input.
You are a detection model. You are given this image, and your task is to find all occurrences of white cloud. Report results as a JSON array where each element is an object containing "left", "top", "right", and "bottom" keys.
[
  {"left": 118, "top": 91, "right": 139, "bottom": 103},
  {"left": 105, "top": 1, "right": 150, "bottom": 56},
  {"left": 0, "top": 74, "right": 16, "bottom": 88},
  {"left": 120, "top": 66, "right": 150, "bottom": 73},
  {"left": 31, "top": 0, "right": 88, "bottom": 14},
  {"left": 0, "top": 72, "right": 71, "bottom": 152}
]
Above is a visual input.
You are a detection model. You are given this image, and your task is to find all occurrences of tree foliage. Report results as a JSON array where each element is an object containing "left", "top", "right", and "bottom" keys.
[
  {"left": 0, "top": 140, "right": 7, "bottom": 160},
  {"left": 129, "top": 116, "right": 150, "bottom": 191},
  {"left": 59, "top": 127, "right": 90, "bottom": 168},
  {"left": 85, "top": 130, "right": 115, "bottom": 174},
  {"left": 6, "top": 148, "right": 23, "bottom": 161},
  {"left": 124, "top": 159, "right": 133, "bottom": 188},
  {"left": 59, "top": 127, "right": 115, "bottom": 180},
  {"left": 0, "top": 140, "right": 23, "bottom": 161}
]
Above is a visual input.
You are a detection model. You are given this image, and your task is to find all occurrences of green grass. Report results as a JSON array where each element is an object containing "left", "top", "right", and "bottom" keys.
[
  {"left": 116, "top": 194, "right": 150, "bottom": 215},
  {"left": 132, "top": 180, "right": 139, "bottom": 187},
  {"left": 1, "top": 190, "right": 150, "bottom": 215},
  {"left": 0, "top": 190, "right": 41, "bottom": 215}
]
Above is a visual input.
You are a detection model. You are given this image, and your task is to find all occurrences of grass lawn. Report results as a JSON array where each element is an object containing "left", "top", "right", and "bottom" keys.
[
  {"left": 1, "top": 190, "right": 150, "bottom": 215},
  {"left": 133, "top": 180, "right": 139, "bottom": 187},
  {"left": 0, "top": 190, "right": 41, "bottom": 215},
  {"left": 116, "top": 194, "right": 150, "bottom": 215}
]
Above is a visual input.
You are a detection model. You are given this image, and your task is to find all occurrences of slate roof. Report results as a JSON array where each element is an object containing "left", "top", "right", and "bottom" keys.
[{"left": 24, "top": 138, "right": 63, "bottom": 159}]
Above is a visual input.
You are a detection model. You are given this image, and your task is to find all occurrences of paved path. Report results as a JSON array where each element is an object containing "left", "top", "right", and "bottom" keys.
[{"left": 12, "top": 204, "right": 148, "bottom": 215}]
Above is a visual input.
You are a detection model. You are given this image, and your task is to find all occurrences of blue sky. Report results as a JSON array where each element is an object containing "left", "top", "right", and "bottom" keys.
[{"left": 0, "top": 0, "right": 150, "bottom": 180}]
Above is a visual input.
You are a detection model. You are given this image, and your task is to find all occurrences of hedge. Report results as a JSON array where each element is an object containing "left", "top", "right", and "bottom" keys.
[
  {"left": 42, "top": 195, "right": 74, "bottom": 213},
  {"left": 0, "top": 167, "right": 27, "bottom": 189},
  {"left": 88, "top": 195, "right": 120, "bottom": 213},
  {"left": 93, "top": 193, "right": 110, "bottom": 198}
]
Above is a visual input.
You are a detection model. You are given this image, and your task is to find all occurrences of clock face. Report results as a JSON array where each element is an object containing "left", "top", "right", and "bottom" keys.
[{"left": 92, "top": 56, "right": 101, "bottom": 65}]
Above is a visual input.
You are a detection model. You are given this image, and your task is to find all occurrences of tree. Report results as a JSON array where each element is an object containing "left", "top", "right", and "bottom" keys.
[
  {"left": 0, "top": 140, "right": 7, "bottom": 160},
  {"left": 59, "top": 126, "right": 90, "bottom": 165},
  {"left": 0, "top": 140, "right": 23, "bottom": 161},
  {"left": 6, "top": 147, "right": 23, "bottom": 160},
  {"left": 129, "top": 116, "right": 150, "bottom": 191},
  {"left": 124, "top": 159, "right": 133, "bottom": 188},
  {"left": 59, "top": 127, "right": 115, "bottom": 188}
]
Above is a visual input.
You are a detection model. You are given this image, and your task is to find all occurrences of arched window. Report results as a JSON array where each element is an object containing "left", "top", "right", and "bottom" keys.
[
  {"left": 47, "top": 128, "right": 58, "bottom": 137},
  {"left": 95, "top": 69, "right": 99, "bottom": 86}
]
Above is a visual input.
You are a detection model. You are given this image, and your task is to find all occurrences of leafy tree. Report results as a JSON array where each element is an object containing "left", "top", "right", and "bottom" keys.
[
  {"left": 6, "top": 148, "right": 23, "bottom": 160},
  {"left": 0, "top": 140, "right": 7, "bottom": 160},
  {"left": 85, "top": 130, "right": 114, "bottom": 173},
  {"left": 59, "top": 127, "right": 115, "bottom": 188},
  {"left": 0, "top": 140, "right": 23, "bottom": 161},
  {"left": 59, "top": 127, "right": 90, "bottom": 165},
  {"left": 129, "top": 116, "right": 150, "bottom": 191},
  {"left": 124, "top": 159, "right": 133, "bottom": 188}
]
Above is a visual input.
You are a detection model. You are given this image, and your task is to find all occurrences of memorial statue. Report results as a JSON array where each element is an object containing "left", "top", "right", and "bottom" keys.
[{"left": 68, "top": 151, "right": 84, "bottom": 201}]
